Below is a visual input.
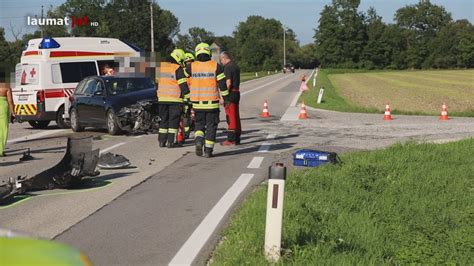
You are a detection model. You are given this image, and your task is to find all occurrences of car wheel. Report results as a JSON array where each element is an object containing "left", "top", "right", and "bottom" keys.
[
  {"left": 70, "top": 108, "right": 84, "bottom": 132},
  {"left": 56, "top": 105, "right": 70, "bottom": 129},
  {"left": 28, "top": 120, "right": 50, "bottom": 129},
  {"left": 106, "top": 110, "right": 122, "bottom": 135}
]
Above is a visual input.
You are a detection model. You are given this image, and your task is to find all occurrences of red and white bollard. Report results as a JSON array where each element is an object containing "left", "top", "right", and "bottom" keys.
[{"left": 264, "top": 163, "right": 287, "bottom": 262}]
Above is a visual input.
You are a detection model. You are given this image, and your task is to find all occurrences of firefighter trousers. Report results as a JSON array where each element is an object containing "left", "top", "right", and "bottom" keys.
[
  {"left": 158, "top": 103, "right": 182, "bottom": 145},
  {"left": 194, "top": 110, "right": 219, "bottom": 149},
  {"left": 224, "top": 102, "right": 241, "bottom": 144}
]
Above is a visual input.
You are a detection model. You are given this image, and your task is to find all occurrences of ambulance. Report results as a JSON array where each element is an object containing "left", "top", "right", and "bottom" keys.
[{"left": 12, "top": 37, "right": 141, "bottom": 129}]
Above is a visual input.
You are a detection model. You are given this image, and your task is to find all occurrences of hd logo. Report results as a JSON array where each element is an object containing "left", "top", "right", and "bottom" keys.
[{"left": 14, "top": 104, "right": 37, "bottom": 115}]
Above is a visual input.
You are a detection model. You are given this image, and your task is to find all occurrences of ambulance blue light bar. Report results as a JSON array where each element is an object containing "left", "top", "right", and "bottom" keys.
[{"left": 39, "top": 37, "right": 60, "bottom": 49}]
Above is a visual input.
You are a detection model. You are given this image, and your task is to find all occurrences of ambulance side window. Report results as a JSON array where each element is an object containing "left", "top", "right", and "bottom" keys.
[{"left": 59, "top": 62, "right": 97, "bottom": 83}]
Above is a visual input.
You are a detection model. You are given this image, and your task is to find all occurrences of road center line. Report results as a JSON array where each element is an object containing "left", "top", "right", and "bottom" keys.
[
  {"left": 241, "top": 75, "right": 291, "bottom": 96},
  {"left": 247, "top": 156, "right": 264, "bottom": 169},
  {"left": 169, "top": 173, "right": 255, "bottom": 266},
  {"left": 7, "top": 129, "right": 67, "bottom": 145},
  {"left": 100, "top": 142, "right": 126, "bottom": 154}
]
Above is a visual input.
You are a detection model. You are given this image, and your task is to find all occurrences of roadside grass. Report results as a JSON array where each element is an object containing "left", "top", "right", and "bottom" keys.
[
  {"left": 210, "top": 138, "right": 474, "bottom": 265},
  {"left": 241, "top": 70, "right": 279, "bottom": 83},
  {"left": 301, "top": 69, "right": 474, "bottom": 117}
]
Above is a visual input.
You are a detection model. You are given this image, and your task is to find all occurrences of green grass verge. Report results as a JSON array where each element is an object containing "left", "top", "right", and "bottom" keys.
[
  {"left": 211, "top": 138, "right": 474, "bottom": 265},
  {"left": 301, "top": 69, "right": 474, "bottom": 117},
  {"left": 241, "top": 71, "right": 279, "bottom": 83}
]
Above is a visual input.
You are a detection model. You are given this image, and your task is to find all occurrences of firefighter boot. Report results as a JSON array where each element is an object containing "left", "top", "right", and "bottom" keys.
[
  {"left": 195, "top": 136, "right": 204, "bottom": 156},
  {"left": 204, "top": 147, "right": 213, "bottom": 158},
  {"left": 158, "top": 133, "right": 167, "bottom": 148},
  {"left": 166, "top": 133, "right": 182, "bottom": 148}
]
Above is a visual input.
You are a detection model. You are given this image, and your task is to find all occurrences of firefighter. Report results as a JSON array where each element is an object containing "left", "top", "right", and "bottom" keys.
[
  {"left": 186, "top": 43, "right": 229, "bottom": 158},
  {"left": 220, "top": 51, "right": 242, "bottom": 145},
  {"left": 182, "top": 52, "right": 195, "bottom": 139},
  {"left": 156, "top": 48, "right": 190, "bottom": 148}
]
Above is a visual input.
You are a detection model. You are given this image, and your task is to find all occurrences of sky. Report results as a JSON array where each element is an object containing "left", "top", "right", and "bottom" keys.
[{"left": 1, "top": 0, "right": 473, "bottom": 45}]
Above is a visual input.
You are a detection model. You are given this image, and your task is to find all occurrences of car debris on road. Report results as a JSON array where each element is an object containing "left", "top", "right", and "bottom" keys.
[{"left": 1, "top": 137, "right": 99, "bottom": 203}]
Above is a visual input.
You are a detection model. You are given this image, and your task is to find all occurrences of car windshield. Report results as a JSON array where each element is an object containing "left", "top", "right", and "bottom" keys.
[{"left": 105, "top": 77, "right": 154, "bottom": 95}]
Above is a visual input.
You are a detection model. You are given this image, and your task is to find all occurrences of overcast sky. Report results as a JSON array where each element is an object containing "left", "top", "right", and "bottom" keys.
[{"left": 1, "top": 0, "right": 473, "bottom": 45}]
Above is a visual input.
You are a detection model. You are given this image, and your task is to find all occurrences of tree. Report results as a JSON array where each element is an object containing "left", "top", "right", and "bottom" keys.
[
  {"left": 233, "top": 16, "right": 298, "bottom": 71},
  {"left": 314, "top": 0, "right": 366, "bottom": 68},
  {"left": 175, "top": 27, "right": 215, "bottom": 52},
  {"left": 395, "top": 0, "right": 452, "bottom": 68},
  {"left": 57, "top": 0, "right": 180, "bottom": 55},
  {"left": 430, "top": 19, "right": 474, "bottom": 68}
]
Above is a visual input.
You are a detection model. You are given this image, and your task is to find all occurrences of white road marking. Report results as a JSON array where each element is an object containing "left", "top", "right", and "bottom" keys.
[
  {"left": 266, "top": 134, "right": 276, "bottom": 140},
  {"left": 247, "top": 156, "right": 264, "bottom": 169},
  {"left": 241, "top": 75, "right": 291, "bottom": 96},
  {"left": 258, "top": 143, "right": 272, "bottom": 153},
  {"left": 100, "top": 142, "right": 126, "bottom": 154},
  {"left": 7, "top": 129, "right": 67, "bottom": 144},
  {"left": 169, "top": 173, "right": 255, "bottom": 266},
  {"left": 281, "top": 69, "right": 315, "bottom": 122}
]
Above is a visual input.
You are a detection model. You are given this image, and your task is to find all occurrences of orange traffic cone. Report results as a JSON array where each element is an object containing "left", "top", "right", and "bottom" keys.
[
  {"left": 383, "top": 104, "right": 393, "bottom": 120},
  {"left": 261, "top": 100, "right": 270, "bottom": 118},
  {"left": 440, "top": 103, "right": 449, "bottom": 121},
  {"left": 177, "top": 121, "right": 184, "bottom": 143},
  {"left": 298, "top": 102, "right": 308, "bottom": 119}
]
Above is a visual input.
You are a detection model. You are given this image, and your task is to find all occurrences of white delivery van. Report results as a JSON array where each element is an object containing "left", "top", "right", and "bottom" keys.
[{"left": 12, "top": 37, "right": 141, "bottom": 128}]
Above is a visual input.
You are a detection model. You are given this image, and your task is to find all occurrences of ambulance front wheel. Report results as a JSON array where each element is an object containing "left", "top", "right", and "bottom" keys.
[
  {"left": 70, "top": 108, "right": 84, "bottom": 132},
  {"left": 28, "top": 121, "right": 50, "bottom": 129}
]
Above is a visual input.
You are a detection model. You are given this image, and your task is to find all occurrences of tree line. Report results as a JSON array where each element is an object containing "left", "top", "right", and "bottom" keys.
[
  {"left": 315, "top": 0, "right": 473, "bottom": 69},
  {"left": 0, "top": 0, "right": 472, "bottom": 73}
]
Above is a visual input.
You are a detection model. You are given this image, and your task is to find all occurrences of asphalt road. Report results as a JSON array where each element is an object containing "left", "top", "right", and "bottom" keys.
[{"left": 1, "top": 69, "right": 473, "bottom": 265}]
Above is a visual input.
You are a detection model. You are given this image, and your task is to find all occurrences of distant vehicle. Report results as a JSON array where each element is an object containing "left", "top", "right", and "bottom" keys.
[
  {"left": 12, "top": 37, "right": 141, "bottom": 129},
  {"left": 282, "top": 64, "right": 295, "bottom": 73},
  {"left": 69, "top": 76, "right": 159, "bottom": 135}
]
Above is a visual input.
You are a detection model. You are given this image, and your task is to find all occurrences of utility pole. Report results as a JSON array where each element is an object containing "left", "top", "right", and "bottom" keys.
[
  {"left": 282, "top": 25, "right": 286, "bottom": 66},
  {"left": 150, "top": 0, "right": 155, "bottom": 52},
  {"left": 40, "top": 5, "right": 44, "bottom": 38}
]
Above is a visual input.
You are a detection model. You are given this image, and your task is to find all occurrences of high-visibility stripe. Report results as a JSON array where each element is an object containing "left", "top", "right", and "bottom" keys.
[
  {"left": 192, "top": 103, "right": 220, "bottom": 109},
  {"left": 159, "top": 97, "right": 183, "bottom": 103},
  {"left": 217, "top": 73, "right": 225, "bottom": 81},
  {"left": 195, "top": 130, "right": 204, "bottom": 137},
  {"left": 168, "top": 128, "right": 178, "bottom": 134},
  {"left": 159, "top": 73, "right": 176, "bottom": 79},
  {"left": 178, "top": 78, "right": 188, "bottom": 85},
  {"left": 220, "top": 89, "right": 229, "bottom": 96},
  {"left": 205, "top": 139, "right": 215, "bottom": 148},
  {"left": 159, "top": 128, "right": 168, "bottom": 133}
]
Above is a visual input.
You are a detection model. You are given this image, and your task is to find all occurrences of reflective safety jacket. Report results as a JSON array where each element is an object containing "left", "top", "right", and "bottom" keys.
[
  {"left": 187, "top": 60, "right": 229, "bottom": 110},
  {"left": 157, "top": 62, "right": 189, "bottom": 103}
]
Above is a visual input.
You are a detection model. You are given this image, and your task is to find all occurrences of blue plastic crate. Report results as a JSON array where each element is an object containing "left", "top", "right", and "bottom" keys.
[{"left": 293, "top": 149, "right": 338, "bottom": 167}]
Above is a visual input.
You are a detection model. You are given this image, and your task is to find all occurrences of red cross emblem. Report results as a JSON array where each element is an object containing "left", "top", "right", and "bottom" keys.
[{"left": 30, "top": 68, "right": 36, "bottom": 78}]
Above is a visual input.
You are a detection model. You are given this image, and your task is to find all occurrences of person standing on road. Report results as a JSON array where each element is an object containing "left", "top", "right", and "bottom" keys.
[
  {"left": 220, "top": 51, "right": 242, "bottom": 145},
  {"left": 156, "top": 48, "right": 190, "bottom": 148},
  {"left": 0, "top": 69, "right": 16, "bottom": 156},
  {"left": 182, "top": 52, "right": 195, "bottom": 140},
  {"left": 186, "top": 43, "right": 230, "bottom": 158}
]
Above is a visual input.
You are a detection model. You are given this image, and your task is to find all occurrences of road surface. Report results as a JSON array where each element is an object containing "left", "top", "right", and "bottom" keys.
[{"left": 1, "top": 70, "right": 473, "bottom": 265}]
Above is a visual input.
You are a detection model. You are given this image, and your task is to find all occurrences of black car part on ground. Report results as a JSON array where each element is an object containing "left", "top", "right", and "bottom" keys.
[
  {"left": 97, "top": 152, "right": 131, "bottom": 169},
  {"left": 1, "top": 137, "right": 100, "bottom": 202},
  {"left": 116, "top": 100, "right": 160, "bottom": 133}
]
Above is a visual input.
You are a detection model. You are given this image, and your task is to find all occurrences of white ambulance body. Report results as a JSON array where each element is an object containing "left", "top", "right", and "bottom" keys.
[{"left": 12, "top": 37, "right": 140, "bottom": 129}]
